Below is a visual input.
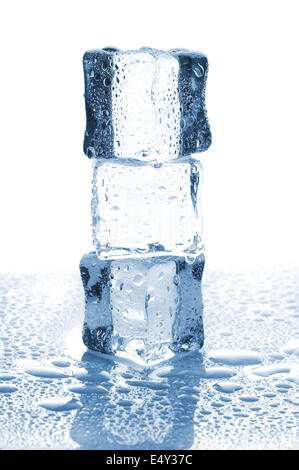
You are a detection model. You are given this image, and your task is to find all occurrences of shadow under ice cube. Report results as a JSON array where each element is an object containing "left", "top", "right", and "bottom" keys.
[{"left": 80, "top": 252, "right": 204, "bottom": 364}]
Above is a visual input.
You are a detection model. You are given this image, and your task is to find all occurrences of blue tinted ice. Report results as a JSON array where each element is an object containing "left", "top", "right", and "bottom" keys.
[
  {"left": 170, "top": 49, "right": 212, "bottom": 155},
  {"left": 83, "top": 47, "right": 211, "bottom": 161},
  {"left": 80, "top": 252, "right": 204, "bottom": 364}
]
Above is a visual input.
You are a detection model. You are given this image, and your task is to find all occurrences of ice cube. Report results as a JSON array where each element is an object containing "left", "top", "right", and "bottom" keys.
[
  {"left": 79, "top": 252, "right": 204, "bottom": 364},
  {"left": 83, "top": 47, "right": 211, "bottom": 161},
  {"left": 92, "top": 159, "right": 203, "bottom": 259}
]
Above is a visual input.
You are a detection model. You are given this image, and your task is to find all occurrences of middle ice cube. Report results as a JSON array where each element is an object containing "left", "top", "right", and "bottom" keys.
[{"left": 92, "top": 159, "right": 203, "bottom": 259}]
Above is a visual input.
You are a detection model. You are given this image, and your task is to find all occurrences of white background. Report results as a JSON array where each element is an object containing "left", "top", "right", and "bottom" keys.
[{"left": 0, "top": 0, "right": 298, "bottom": 272}]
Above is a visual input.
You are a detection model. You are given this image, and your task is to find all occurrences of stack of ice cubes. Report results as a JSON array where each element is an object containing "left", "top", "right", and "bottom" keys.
[{"left": 80, "top": 47, "right": 211, "bottom": 364}]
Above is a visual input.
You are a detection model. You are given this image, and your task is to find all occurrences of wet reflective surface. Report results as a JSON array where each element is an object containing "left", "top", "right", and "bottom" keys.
[{"left": 0, "top": 267, "right": 298, "bottom": 449}]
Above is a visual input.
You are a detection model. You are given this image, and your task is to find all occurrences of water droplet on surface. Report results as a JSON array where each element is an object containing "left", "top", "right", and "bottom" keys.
[
  {"left": 0, "top": 384, "right": 18, "bottom": 393},
  {"left": 68, "top": 384, "right": 107, "bottom": 394},
  {"left": 103, "top": 77, "right": 111, "bottom": 87},
  {"left": 213, "top": 382, "right": 243, "bottom": 393},
  {"left": 51, "top": 358, "right": 71, "bottom": 368},
  {"left": 239, "top": 396, "right": 259, "bottom": 403},
  {"left": 204, "top": 367, "right": 237, "bottom": 379},
  {"left": 0, "top": 373, "right": 16, "bottom": 381},
  {"left": 250, "top": 363, "right": 292, "bottom": 378},
  {"left": 24, "top": 366, "right": 69, "bottom": 379},
  {"left": 208, "top": 349, "right": 263, "bottom": 366},
  {"left": 117, "top": 399, "right": 133, "bottom": 407},
  {"left": 281, "top": 339, "right": 299, "bottom": 356},
  {"left": 39, "top": 397, "right": 82, "bottom": 412},
  {"left": 133, "top": 274, "right": 144, "bottom": 286}
]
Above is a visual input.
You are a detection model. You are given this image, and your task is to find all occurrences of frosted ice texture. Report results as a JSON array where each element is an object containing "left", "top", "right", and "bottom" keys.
[
  {"left": 83, "top": 47, "right": 211, "bottom": 161},
  {"left": 92, "top": 159, "right": 203, "bottom": 259},
  {"left": 80, "top": 252, "right": 204, "bottom": 363}
]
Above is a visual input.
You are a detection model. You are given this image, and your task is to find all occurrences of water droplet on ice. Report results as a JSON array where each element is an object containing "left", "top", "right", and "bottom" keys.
[
  {"left": 193, "top": 64, "right": 204, "bottom": 78},
  {"left": 133, "top": 274, "right": 144, "bottom": 286}
]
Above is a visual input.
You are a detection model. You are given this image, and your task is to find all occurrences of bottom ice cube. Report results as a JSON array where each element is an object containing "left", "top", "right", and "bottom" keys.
[{"left": 80, "top": 252, "right": 204, "bottom": 364}]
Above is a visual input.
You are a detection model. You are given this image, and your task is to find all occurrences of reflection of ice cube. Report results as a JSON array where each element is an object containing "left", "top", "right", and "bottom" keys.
[
  {"left": 92, "top": 159, "right": 203, "bottom": 259},
  {"left": 80, "top": 252, "right": 204, "bottom": 364},
  {"left": 83, "top": 47, "right": 211, "bottom": 161}
]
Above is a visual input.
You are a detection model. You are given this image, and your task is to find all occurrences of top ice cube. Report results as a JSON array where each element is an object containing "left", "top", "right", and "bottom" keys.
[{"left": 83, "top": 47, "right": 211, "bottom": 161}]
